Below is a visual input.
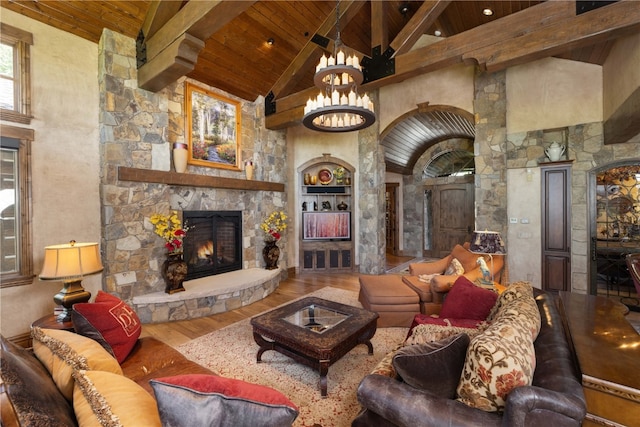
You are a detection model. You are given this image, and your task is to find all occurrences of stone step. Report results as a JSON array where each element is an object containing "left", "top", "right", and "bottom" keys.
[{"left": 132, "top": 268, "right": 282, "bottom": 323}]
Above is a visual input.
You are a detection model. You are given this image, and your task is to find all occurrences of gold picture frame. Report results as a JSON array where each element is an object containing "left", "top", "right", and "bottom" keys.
[{"left": 185, "top": 82, "right": 241, "bottom": 170}]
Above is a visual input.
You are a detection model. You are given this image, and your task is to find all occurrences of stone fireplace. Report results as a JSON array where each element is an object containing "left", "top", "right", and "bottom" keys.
[{"left": 183, "top": 210, "right": 242, "bottom": 280}]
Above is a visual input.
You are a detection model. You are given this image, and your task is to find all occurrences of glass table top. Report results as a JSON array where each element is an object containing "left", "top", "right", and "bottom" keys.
[{"left": 283, "top": 304, "right": 351, "bottom": 334}]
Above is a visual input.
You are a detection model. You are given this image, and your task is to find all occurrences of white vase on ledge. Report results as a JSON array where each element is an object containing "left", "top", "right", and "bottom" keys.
[
  {"left": 245, "top": 160, "right": 254, "bottom": 180},
  {"left": 173, "top": 143, "right": 188, "bottom": 173}
]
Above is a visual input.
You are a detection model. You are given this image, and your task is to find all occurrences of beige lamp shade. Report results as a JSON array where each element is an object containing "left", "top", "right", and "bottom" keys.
[{"left": 40, "top": 241, "right": 103, "bottom": 281}]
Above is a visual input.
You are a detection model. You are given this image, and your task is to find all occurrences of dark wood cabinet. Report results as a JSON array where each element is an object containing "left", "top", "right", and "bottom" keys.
[{"left": 541, "top": 162, "right": 572, "bottom": 292}]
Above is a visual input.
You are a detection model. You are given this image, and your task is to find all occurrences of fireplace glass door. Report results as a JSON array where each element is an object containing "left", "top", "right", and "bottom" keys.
[{"left": 183, "top": 211, "right": 242, "bottom": 280}]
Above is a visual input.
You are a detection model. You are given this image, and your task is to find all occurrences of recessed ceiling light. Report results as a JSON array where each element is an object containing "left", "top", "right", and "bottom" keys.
[
  {"left": 267, "top": 38, "right": 275, "bottom": 46},
  {"left": 483, "top": 8, "right": 494, "bottom": 16}
]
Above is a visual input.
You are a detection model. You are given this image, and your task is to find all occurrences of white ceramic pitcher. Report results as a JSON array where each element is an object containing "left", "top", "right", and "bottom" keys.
[{"left": 545, "top": 142, "right": 565, "bottom": 161}]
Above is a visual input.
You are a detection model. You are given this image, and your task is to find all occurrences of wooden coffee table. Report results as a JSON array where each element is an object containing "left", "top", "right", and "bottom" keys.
[{"left": 250, "top": 296, "right": 378, "bottom": 397}]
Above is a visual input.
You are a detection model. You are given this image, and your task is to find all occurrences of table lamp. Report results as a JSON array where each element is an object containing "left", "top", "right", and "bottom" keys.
[
  {"left": 39, "top": 240, "right": 104, "bottom": 322},
  {"left": 469, "top": 230, "right": 506, "bottom": 285}
]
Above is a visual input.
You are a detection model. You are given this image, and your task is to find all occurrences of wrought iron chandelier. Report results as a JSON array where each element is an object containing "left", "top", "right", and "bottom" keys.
[{"left": 302, "top": 1, "right": 375, "bottom": 132}]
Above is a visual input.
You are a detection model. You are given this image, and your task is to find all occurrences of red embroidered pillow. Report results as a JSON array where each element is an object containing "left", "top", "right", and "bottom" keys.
[
  {"left": 439, "top": 276, "right": 498, "bottom": 321},
  {"left": 150, "top": 374, "right": 299, "bottom": 427},
  {"left": 72, "top": 291, "right": 141, "bottom": 363}
]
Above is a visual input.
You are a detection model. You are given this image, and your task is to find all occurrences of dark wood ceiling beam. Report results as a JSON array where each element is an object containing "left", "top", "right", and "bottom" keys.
[
  {"left": 390, "top": 1, "right": 451, "bottom": 57},
  {"left": 468, "top": 0, "right": 640, "bottom": 72},
  {"left": 376, "top": 1, "right": 576, "bottom": 88},
  {"left": 265, "top": 0, "right": 638, "bottom": 130},
  {"left": 141, "top": 1, "right": 183, "bottom": 40},
  {"left": 267, "top": 0, "right": 365, "bottom": 100},
  {"left": 138, "top": 1, "right": 256, "bottom": 92},
  {"left": 370, "top": 1, "right": 388, "bottom": 52}
]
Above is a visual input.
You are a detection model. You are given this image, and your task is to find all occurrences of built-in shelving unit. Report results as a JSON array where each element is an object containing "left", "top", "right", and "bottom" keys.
[{"left": 298, "top": 155, "right": 355, "bottom": 273}]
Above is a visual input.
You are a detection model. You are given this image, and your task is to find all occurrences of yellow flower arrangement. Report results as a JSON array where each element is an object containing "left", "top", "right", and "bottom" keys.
[
  {"left": 150, "top": 211, "right": 189, "bottom": 253},
  {"left": 261, "top": 210, "right": 287, "bottom": 241}
]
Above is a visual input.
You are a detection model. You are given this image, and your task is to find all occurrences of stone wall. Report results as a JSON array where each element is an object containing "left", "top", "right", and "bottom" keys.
[{"left": 98, "top": 29, "right": 287, "bottom": 305}]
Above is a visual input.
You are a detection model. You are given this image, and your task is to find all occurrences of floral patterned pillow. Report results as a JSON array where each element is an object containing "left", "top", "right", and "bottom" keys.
[
  {"left": 405, "top": 323, "right": 484, "bottom": 346},
  {"left": 486, "top": 281, "right": 534, "bottom": 322},
  {"left": 456, "top": 289, "right": 540, "bottom": 412}
]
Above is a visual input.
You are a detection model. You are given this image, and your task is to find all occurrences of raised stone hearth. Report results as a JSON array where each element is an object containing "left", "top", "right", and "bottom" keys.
[{"left": 131, "top": 268, "right": 281, "bottom": 323}]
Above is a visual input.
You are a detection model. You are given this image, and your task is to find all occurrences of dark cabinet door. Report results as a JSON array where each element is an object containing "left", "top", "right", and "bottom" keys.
[{"left": 541, "top": 164, "right": 571, "bottom": 292}]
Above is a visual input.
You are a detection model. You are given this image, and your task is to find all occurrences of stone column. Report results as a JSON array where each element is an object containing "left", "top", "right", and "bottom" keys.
[
  {"left": 98, "top": 28, "right": 172, "bottom": 300},
  {"left": 473, "top": 69, "right": 508, "bottom": 236},
  {"left": 358, "top": 91, "right": 386, "bottom": 274}
]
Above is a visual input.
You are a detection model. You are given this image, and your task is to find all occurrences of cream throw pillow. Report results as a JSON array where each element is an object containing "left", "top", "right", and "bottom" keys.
[
  {"left": 31, "top": 327, "right": 123, "bottom": 401},
  {"left": 73, "top": 370, "right": 161, "bottom": 427},
  {"left": 445, "top": 258, "right": 465, "bottom": 275}
]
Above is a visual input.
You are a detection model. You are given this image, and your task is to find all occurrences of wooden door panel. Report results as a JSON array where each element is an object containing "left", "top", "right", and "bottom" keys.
[
  {"left": 385, "top": 184, "right": 399, "bottom": 255},
  {"left": 544, "top": 256, "right": 569, "bottom": 292},
  {"left": 544, "top": 169, "right": 570, "bottom": 251},
  {"left": 429, "top": 182, "right": 474, "bottom": 258},
  {"left": 541, "top": 164, "right": 571, "bottom": 292}
]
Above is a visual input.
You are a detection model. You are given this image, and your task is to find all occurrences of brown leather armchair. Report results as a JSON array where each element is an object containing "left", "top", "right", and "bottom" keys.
[{"left": 402, "top": 243, "right": 504, "bottom": 315}]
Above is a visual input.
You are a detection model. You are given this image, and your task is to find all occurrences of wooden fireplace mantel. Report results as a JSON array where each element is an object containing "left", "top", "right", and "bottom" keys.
[{"left": 118, "top": 167, "right": 285, "bottom": 192}]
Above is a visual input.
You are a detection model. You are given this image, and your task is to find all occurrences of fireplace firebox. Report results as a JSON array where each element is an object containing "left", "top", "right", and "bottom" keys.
[{"left": 183, "top": 211, "right": 242, "bottom": 280}]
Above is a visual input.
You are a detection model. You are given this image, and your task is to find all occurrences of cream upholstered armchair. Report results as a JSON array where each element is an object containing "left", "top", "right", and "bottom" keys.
[{"left": 402, "top": 243, "right": 505, "bottom": 315}]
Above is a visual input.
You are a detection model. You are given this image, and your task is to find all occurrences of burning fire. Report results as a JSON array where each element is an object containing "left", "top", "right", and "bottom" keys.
[{"left": 197, "top": 241, "right": 214, "bottom": 259}]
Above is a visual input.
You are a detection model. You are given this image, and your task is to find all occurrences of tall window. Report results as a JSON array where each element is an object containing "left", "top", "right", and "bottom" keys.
[
  {"left": 0, "top": 23, "right": 32, "bottom": 124},
  {"left": 0, "top": 130, "right": 33, "bottom": 287},
  {"left": 0, "top": 21, "right": 34, "bottom": 287}
]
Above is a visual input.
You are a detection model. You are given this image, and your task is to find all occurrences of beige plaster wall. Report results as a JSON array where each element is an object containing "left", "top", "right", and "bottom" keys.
[
  {"left": 506, "top": 168, "right": 542, "bottom": 286},
  {"left": 378, "top": 64, "right": 475, "bottom": 132},
  {"left": 506, "top": 57, "right": 603, "bottom": 134},
  {"left": 603, "top": 32, "right": 640, "bottom": 120},
  {"left": 0, "top": 8, "right": 101, "bottom": 338}
]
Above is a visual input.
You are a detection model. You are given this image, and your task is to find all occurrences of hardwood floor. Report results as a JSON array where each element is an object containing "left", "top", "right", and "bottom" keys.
[
  {"left": 141, "top": 260, "right": 640, "bottom": 348},
  {"left": 143, "top": 254, "right": 420, "bottom": 347},
  {"left": 141, "top": 271, "right": 362, "bottom": 347}
]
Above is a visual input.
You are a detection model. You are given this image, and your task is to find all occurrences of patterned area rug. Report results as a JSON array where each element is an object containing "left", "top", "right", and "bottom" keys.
[{"left": 177, "top": 287, "right": 408, "bottom": 427}]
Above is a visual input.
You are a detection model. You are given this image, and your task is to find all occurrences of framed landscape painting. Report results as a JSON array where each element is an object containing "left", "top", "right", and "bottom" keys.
[{"left": 185, "top": 82, "right": 241, "bottom": 170}]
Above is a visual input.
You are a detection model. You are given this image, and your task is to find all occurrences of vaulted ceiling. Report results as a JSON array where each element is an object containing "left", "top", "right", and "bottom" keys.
[{"left": 3, "top": 0, "right": 639, "bottom": 173}]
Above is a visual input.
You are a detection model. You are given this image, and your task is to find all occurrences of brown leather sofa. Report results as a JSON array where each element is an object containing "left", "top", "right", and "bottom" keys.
[
  {"left": 352, "top": 289, "right": 586, "bottom": 427},
  {"left": 0, "top": 334, "right": 213, "bottom": 426},
  {"left": 402, "top": 243, "right": 504, "bottom": 315}
]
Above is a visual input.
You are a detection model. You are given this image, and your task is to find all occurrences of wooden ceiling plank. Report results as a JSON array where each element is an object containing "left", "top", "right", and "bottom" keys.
[
  {"left": 144, "top": 1, "right": 255, "bottom": 61},
  {"left": 139, "top": 1, "right": 255, "bottom": 92},
  {"left": 1, "top": 0, "right": 103, "bottom": 41},
  {"left": 267, "top": 0, "right": 365, "bottom": 99},
  {"left": 469, "top": 0, "right": 640, "bottom": 72},
  {"left": 41, "top": 0, "right": 143, "bottom": 39},
  {"left": 141, "top": 1, "right": 182, "bottom": 40},
  {"left": 390, "top": 1, "right": 451, "bottom": 57}
]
